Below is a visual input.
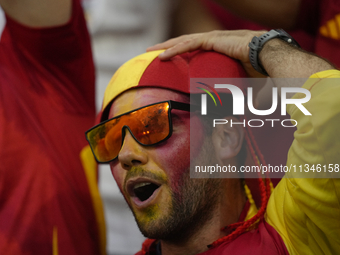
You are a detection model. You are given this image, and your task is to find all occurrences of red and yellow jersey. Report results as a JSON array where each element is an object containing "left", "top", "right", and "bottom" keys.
[
  {"left": 0, "top": 0, "right": 105, "bottom": 254},
  {"left": 266, "top": 70, "right": 340, "bottom": 255}
]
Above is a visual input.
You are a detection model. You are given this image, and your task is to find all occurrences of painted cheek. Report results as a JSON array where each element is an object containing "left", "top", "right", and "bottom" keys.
[
  {"left": 170, "top": 116, "right": 205, "bottom": 192},
  {"left": 110, "top": 163, "right": 126, "bottom": 193},
  {"left": 153, "top": 116, "right": 204, "bottom": 193},
  {"left": 167, "top": 134, "right": 190, "bottom": 193},
  {"left": 190, "top": 115, "right": 205, "bottom": 160}
]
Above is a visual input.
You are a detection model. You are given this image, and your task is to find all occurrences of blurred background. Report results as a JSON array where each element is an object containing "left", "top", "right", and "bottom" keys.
[{"left": 1, "top": 0, "right": 338, "bottom": 254}]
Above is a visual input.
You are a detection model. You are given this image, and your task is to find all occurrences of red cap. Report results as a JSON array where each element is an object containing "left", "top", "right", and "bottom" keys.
[{"left": 100, "top": 50, "right": 247, "bottom": 121}]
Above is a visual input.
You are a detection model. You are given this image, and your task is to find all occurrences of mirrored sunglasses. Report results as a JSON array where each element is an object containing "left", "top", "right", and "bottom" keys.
[{"left": 85, "top": 100, "right": 193, "bottom": 163}]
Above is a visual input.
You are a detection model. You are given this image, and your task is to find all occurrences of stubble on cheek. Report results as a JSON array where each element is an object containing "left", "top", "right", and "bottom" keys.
[
  {"left": 110, "top": 165, "right": 126, "bottom": 194},
  {"left": 154, "top": 134, "right": 192, "bottom": 194}
]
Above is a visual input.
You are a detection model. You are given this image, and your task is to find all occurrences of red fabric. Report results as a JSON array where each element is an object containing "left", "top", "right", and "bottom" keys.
[
  {"left": 294, "top": 0, "right": 340, "bottom": 68},
  {"left": 137, "top": 211, "right": 289, "bottom": 255},
  {"left": 138, "top": 50, "right": 247, "bottom": 93},
  {"left": 199, "top": 220, "right": 289, "bottom": 255},
  {"left": 295, "top": 0, "right": 320, "bottom": 35},
  {"left": 200, "top": 0, "right": 315, "bottom": 52},
  {"left": 99, "top": 50, "right": 248, "bottom": 122},
  {"left": 237, "top": 200, "right": 250, "bottom": 222},
  {"left": 201, "top": 0, "right": 340, "bottom": 68},
  {"left": 314, "top": 0, "right": 340, "bottom": 68},
  {"left": 0, "top": 1, "right": 101, "bottom": 254}
]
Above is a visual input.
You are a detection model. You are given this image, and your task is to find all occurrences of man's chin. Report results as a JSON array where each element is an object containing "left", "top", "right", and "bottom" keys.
[
  {"left": 128, "top": 169, "right": 222, "bottom": 243},
  {"left": 134, "top": 212, "right": 172, "bottom": 240},
  {"left": 136, "top": 219, "right": 183, "bottom": 242},
  {"left": 136, "top": 214, "right": 200, "bottom": 244},
  {"left": 132, "top": 202, "right": 199, "bottom": 243},
  {"left": 131, "top": 201, "right": 185, "bottom": 242}
]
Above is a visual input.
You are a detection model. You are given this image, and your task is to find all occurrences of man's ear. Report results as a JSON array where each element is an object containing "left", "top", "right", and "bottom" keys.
[{"left": 212, "top": 116, "right": 244, "bottom": 161}]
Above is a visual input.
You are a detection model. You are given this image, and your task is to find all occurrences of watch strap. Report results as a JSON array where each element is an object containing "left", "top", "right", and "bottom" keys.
[{"left": 249, "top": 29, "right": 300, "bottom": 76}]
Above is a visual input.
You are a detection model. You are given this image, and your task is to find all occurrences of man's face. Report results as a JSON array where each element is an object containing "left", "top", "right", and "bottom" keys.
[{"left": 108, "top": 87, "right": 222, "bottom": 242}]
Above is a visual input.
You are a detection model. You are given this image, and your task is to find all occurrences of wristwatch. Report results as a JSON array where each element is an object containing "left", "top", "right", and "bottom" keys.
[{"left": 248, "top": 29, "right": 300, "bottom": 76}]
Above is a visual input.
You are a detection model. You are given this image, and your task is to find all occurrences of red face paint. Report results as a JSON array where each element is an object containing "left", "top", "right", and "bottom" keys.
[{"left": 108, "top": 88, "right": 208, "bottom": 235}]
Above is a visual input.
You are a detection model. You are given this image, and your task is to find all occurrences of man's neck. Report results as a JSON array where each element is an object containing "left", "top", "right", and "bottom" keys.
[{"left": 160, "top": 180, "right": 247, "bottom": 255}]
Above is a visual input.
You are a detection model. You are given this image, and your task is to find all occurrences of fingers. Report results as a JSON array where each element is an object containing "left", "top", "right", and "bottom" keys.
[
  {"left": 147, "top": 30, "right": 257, "bottom": 62},
  {"left": 146, "top": 30, "right": 267, "bottom": 77},
  {"left": 147, "top": 34, "right": 205, "bottom": 60},
  {"left": 146, "top": 34, "right": 201, "bottom": 52},
  {"left": 148, "top": 31, "right": 229, "bottom": 61},
  {"left": 159, "top": 37, "right": 207, "bottom": 60}
]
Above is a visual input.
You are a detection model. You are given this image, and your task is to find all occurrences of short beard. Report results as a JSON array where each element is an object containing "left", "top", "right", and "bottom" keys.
[{"left": 136, "top": 139, "right": 222, "bottom": 244}]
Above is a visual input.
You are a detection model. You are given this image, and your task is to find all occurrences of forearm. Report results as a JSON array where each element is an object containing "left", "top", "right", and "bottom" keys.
[
  {"left": 213, "top": 0, "right": 301, "bottom": 29},
  {"left": 148, "top": 29, "right": 336, "bottom": 79},
  {"left": 259, "top": 39, "right": 335, "bottom": 78},
  {"left": 0, "top": 0, "right": 71, "bottom": 27}
]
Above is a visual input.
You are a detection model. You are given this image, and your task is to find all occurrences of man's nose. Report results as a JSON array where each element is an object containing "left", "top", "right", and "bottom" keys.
[{"left": 117, "top": 128, "right": 148, "bottom": 170}]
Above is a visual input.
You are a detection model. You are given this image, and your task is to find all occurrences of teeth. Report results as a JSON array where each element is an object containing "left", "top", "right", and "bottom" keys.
[{"left": 134, "top": 182, "right": 152, "bottom": 189}]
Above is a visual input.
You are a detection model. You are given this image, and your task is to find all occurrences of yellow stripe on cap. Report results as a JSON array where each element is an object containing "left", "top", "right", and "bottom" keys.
[{"left": 102, "top": 50, "right": 165, "bottom": 111}]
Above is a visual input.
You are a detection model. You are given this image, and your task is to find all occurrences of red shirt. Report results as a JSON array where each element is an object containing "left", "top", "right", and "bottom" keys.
[
  {"left": 202, "top": 0, "right": 340, "bottom": 68},
  {"left": 137, "top": 202, "right": 288, "bottom": 255},
  {"left": 0, "top": 0, "right": 102, "bottom": 254},
  {"left": 298, "top": 0, "right": 340, "bottom": 68}
]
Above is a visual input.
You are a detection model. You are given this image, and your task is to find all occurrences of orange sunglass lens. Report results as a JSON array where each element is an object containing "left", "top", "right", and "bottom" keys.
[
  {"left": 94, "top": 138, "right": 115, "bottom": 162},
  {"left": 104, "top": 126, "right": 123, "bottom": 159},
  {"left": 87, "top": 118, "right": 123, "bottom": 162},
  {"left": 130, "top": 103, "right": 170, "bottom": 145},
  {"left": 88, "top": 102, "right": 170, "bottom": 162}
]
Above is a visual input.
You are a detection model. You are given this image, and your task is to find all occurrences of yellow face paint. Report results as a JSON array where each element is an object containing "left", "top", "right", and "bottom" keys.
[
  {"left": 133, "top": 187, "right": 174, "bottom": 227},
  {"left": 137, "top": 203, "right": 161, "bottom": 223}
]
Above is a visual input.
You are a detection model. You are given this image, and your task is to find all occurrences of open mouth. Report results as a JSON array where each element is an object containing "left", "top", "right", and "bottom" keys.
[
  {"left": 133, "top": 182, "right": 160, "bottom": 201},
  {"left": 126, "top": 177, "right": 164, "bottom": 207}
]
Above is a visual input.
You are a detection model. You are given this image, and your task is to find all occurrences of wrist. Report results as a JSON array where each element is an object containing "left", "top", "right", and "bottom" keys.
[
  {"left": 248, "top": 29, "right": 300, "bottom": 76},
  {"left": 258, "top": 38, "right": 288, "bottom": 72}
]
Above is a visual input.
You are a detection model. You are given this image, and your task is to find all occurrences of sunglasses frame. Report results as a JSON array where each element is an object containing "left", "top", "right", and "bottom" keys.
[{"left": 86, "top": 100, "right": 196, "bottom": 163}]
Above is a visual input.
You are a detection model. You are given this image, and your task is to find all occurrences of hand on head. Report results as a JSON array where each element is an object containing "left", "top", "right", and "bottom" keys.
[{"left": 147, "top": 30, "right": 267, "bottom": 78}]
